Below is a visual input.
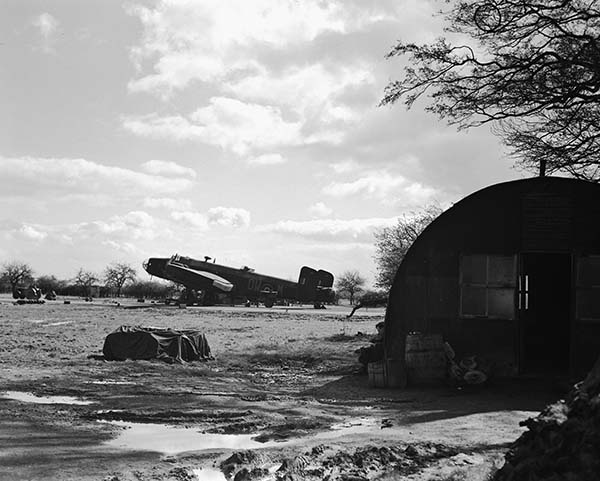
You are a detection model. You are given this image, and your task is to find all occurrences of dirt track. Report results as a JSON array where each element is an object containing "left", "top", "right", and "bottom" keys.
[{"left": 0, "top": 297, "right": 560, "bottom": 481}]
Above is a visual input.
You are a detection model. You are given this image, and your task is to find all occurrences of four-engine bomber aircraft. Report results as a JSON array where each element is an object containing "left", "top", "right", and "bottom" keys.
[{"left": 143, "top": 254, "right": 335, "bottom": 308}]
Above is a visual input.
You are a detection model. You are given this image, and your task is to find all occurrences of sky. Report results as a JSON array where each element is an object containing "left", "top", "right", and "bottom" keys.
[{"left": 0, "top": 0, "right": 524, "bottom": 287}]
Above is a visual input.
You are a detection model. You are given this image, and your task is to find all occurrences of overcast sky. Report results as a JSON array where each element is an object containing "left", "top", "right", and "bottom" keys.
[{"left": 1, "top": 0, "right": 524, "bottom": 287}]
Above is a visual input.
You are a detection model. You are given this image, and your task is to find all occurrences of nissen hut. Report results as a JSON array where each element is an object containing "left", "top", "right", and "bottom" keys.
[{"left": 384, "top": 177, "right": 600, "bottom": 386}]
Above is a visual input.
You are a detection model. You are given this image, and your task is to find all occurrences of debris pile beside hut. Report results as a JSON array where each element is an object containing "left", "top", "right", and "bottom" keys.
[{"left": 494, "top": 357, "right": 600, "bottom": 481}]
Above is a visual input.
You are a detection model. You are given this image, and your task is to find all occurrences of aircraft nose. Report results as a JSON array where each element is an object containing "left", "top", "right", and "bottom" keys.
[{"left": 142, "top": 259, "right": 150, "bottom": 272}]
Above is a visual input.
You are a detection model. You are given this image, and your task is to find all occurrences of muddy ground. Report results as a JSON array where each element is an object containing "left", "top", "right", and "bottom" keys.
[{"left": 0, "top": 297, "right": 562, "bottom": 481}]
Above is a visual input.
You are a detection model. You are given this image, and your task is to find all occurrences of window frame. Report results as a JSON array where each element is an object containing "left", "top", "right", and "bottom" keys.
[
  {"left": 459, "top": 254, "right": 517, "bottom": 320},
  {"left": 576, "top": 255, "right": 600, "bottom": 321}
]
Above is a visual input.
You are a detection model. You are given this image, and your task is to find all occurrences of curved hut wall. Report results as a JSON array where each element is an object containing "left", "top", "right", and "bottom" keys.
[{"left": 384, "top": 177, "right": 600, "bottom": 386}]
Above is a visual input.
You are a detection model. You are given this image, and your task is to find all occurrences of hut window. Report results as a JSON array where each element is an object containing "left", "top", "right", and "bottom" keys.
[
  {"left": 576, "top": 256, "right": 600, "bottom": 320},
  {"left": 460, "top": 255, "right": 516, "bottom": 319}
]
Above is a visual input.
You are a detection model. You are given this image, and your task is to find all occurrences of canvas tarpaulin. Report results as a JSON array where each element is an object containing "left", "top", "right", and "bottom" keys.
[{"left": 103, "top": 325, "right": 213, "bottom": 363}]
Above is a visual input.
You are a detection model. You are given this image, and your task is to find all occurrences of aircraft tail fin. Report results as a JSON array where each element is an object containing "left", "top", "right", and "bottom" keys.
[{"left": 297, "top": 266, "right": 334, "bottom": 303}]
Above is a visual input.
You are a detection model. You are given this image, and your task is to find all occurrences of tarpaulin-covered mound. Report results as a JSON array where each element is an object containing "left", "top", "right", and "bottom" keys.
[
  {"left": 494, "top": 358, "right": 600, "bottom": 481},
  {"left": 103, "top": 325, "right": 213, "bottom": 363}
]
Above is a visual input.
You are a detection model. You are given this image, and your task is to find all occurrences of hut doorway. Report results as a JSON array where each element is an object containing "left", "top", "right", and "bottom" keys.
[{"left": 519, "top": 253, "right": 572, "bottom": 374}]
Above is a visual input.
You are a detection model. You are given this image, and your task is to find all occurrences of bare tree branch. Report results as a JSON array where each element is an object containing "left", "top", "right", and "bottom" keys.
[{"left": 382, "top": 0, "right": 600, "bottom": 180}]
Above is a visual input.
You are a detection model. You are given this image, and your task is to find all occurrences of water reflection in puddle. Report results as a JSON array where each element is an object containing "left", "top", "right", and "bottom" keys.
[
  {"left": 192, "top": 468, "right": 227, "bottom": 481},
  {"left": 105, "top": 417, "right": 380, "bottom": 455},
  {"left": 105, "top": 421, "right": 268, "bottom": 455},
  {"left": 1, "top": 391, "right": 94, "bottom": 405}
]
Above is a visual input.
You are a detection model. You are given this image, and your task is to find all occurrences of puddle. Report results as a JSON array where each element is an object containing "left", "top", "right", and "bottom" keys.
[
  {"left": 105, "top": 421, "right": 270, "bottom": 455},
  {"left": 1, "top": 391, "right": 94, "bottom": 405},
  {"left": 104, "top": 417, "right": 381, "bottom": 455},
  {"left": 193, "top": 468, "right": 227, "bottom": 481}
]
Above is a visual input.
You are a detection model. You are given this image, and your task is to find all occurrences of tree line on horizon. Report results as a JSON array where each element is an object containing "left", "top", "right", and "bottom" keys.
[
  {"left": 1, "top": 204, "right": 442, "bottom": 304},
  {"left": 0, "top": 261, "right": 174, "bottom": 300}
]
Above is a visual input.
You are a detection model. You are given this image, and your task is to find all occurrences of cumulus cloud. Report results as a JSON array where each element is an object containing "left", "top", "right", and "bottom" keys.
[
  {"left": 124, "top": 1, "right": 394, "bottom": 153},
  {"left": 207, "top": 207, "right": 251, "bottom": 228},
  {"left": 33, "top": 12, "right": 58, "bottom": 37},
  {"left": 323, "top": 170, "right": 440, "bottom": 206},
  {"left": 0, "top": 156, "right": 193, "bottom": 199},
  {"left": 89, "top": 211, "right": 157, "bottom": 240},
  {"left": 102, "top": 240, "right": 137, "bottom": 253},
  {"left": 125, "top": 0, "right": 437, "bottom": 96},
  {"left": 170, "top": 211, "right": 209, "bottom": 230},
  {"left": 191, "top": 98, "right": 302, "bottom": 154},
  {"left": 246, "top": 153, "right": 286, "bottom": 166},
  {"left": 143, "top": 197, "right": 193, "bottom": 210},
  {"left": 2, "top": 211, "right": 162, "bottom": 250},
  {"left": 330, "top": 160, "right": 360, "bottom": 174},
  {"left": 309, "top": 202, "right": 333, "bottom": 217},
  {"left": 123, "top": 97, "right": 303, "bottom": 155},
  {"left": 258, "top": 217, "right": 397, "bottom": 242},
  {"left": 225, "top": 63, "right": 371, "bottom": 126},
  {"left": 123, "top": 114, "right": 201, "bottom": 141},
  {"left": 402, "top": 182, "right": 439, "bottom": 205},
  {"left": 141, "top": 160, "right": 197, "bottom": 178},
  {"left": 323, "top": 171, "right": 406, "bottom": 199},
  {"left": 18, "top": 224, "right": 48, "bottom": 241},
  {"left": 154, "top": 206, "right": 253, "bottom": 231},
  {"left": 32, "top": 13, "right": 59, "bottom": 52},
  {"left": 127, "top": 0, "right": 349, "bottom": 96}
]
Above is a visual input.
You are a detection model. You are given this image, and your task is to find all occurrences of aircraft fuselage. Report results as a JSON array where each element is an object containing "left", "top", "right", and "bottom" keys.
[{"left": 143, "top": 254, "right": 334, "bottom": 306}]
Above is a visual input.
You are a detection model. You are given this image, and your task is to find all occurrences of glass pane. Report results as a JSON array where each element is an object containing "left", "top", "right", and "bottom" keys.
[
  {"left": 461, "top": 286, "right": 486, "bottom": 316},
  {"left": 488, "top": 288, "right": 515, "bottom": 319},
  {"left": 488, "top": 256, "right": 516, "bottom": 286},
  {"left": 461, "top": 255, "right": 487, "bottom": 284},
  {"left": 576, "top": 287, "right": 600, "bottom": 320},
  {"left": 578, "top": 257, "right": 600, "bottom": 287}
]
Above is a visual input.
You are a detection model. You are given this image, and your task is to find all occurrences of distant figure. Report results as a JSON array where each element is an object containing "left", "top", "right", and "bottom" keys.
[{"left": 357, "top": 321, "right": 385, "bottom": 371}]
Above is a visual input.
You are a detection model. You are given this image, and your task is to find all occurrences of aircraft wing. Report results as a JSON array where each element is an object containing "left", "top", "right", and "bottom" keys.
[{"left": 164, "top": 262, "right": 234, "bottom": 292}]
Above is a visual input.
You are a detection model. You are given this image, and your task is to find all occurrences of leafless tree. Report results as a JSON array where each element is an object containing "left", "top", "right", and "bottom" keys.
[
  {"left": 1, "top": 261, "right": 34, "bottom": 292},
  {"left": 382, "top": 0, "right": 600, "bottom": 180},
  {"left": 35, "top": 275, "right": 65, "bottom": 294},
  {"left": 104, "top": 262, "right": 137, "bottom": 298},
  {"left": 336, "top": 270, "right": 366, "bottom": 305},
  {"left": 74, "top": 268, "right": 99, "bottom": 298},
  {"left": 373, "top": 205, "right": 442, "bottom": 290}
]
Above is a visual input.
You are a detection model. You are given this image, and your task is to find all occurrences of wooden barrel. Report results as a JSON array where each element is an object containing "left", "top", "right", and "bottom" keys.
[
  {"left": 405, "top": 333, "right": 447, "bottom": 385},
  {"left": 367, "top": 361, "right": 386, "bottom": 388}
]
